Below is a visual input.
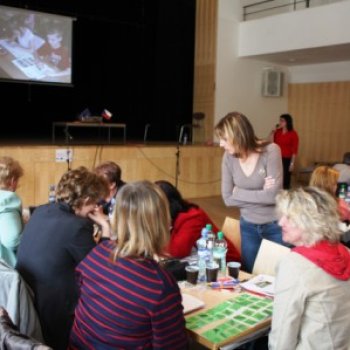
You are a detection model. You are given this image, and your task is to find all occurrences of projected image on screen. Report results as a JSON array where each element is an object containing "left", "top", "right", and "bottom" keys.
[{"left": 0, "top": 5, "right": 73, "bottom": 84}]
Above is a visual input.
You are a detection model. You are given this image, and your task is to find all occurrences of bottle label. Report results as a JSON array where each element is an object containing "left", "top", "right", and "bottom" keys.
[{"left": 48, "top": 184, "right": 56, "bottom": 203}]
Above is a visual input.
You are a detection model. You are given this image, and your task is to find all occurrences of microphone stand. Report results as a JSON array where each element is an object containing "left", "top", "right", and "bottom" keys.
[
  {"left": 175, "top": 126, "right": 186, "bottom": 189},
  {"left": 63, "top": 127, "right": 73, "bottom": 144},
  {"left": 175, "top": 138, "right": 181, "bottom": 189},
  {"left": 175, "top": 124, "right": 198, "bottom": 187},
  {"left": 66, "top": 149, "right": 71, "bottom": 171},
  {"left": 144, "top": 124, "right": 151, "bottom": 144}
]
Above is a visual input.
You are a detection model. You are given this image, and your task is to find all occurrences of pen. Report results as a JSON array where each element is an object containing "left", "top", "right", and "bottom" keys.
[{"left": 208, "top": 280, "right": 239, "bottom": 288}]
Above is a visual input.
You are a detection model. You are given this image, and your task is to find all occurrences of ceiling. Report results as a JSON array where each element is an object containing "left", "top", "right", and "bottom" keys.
[{"left": 242, "top": 43, "right": 350, "bottom": 66}]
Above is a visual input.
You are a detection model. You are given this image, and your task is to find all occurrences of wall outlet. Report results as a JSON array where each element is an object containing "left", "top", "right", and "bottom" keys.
[{"left": 56, "top": 149, "right": 73, "bottom": 162}]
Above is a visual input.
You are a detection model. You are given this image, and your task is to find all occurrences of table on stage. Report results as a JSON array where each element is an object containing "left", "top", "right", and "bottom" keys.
[
  {"left": 181, "top": 271, "right": 272, "bottom": 350},
  {"left": 52, "top": 121, "right": 127, "bottom": 144}
]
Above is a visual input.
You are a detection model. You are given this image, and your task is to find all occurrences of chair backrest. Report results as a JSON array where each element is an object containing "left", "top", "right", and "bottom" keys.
[
  {"left": 192, "top": 112, "right": 205, "bottom": 144},
  {"left": 0, "top": 307, "right": 52, "bottom": 350},
  {"left": 343, "top": 152, "right": 350, "bottom": 165},
  {"left": 0, "top": 259, "right": 43, "bottom": 342},
  {"left": 221, "top": 217, "right": 241, "bottom": 255},
  {"left": 252, "top": 239, "right": 290, "bottom": 276}
]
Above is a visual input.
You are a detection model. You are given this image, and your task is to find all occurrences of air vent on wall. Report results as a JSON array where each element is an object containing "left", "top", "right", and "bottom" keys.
[{"left": 262, "top": 68, "right": 283, "bottom": 97}]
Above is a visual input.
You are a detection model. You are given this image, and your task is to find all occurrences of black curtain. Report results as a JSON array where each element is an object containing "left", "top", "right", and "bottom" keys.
[{"left": 0, "top": 0, "right": 195, "bottom": 143}]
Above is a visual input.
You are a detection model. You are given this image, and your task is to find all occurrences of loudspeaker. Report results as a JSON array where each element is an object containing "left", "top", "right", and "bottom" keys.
[{"left": 262, "top": 69, "right": 283, "bottom": 97}]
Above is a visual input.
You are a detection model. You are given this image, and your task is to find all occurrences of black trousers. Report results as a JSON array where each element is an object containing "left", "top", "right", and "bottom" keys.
[{"left": 282, "top": 157, "right": 292, "bottom": 189}]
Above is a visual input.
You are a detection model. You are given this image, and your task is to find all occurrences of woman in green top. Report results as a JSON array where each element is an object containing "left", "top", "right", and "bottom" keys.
[{"left": 0, "top": 156, "right": 24, "bottom": 267}]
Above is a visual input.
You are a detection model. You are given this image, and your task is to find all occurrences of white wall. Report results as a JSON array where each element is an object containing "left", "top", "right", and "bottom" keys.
[
  {"left": 238, "top": 0, "right": 350, "bottom": 56},
  {"left": 289, "top": 61, "right": 350, "bottom": 83},
  {"left": 215, "top": 0, "right": 288, "bottom": 139}
]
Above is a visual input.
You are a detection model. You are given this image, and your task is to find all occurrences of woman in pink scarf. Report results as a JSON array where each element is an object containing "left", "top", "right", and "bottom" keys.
[{"left": 269, "top": 187, "right": 350, "bottom": 350}]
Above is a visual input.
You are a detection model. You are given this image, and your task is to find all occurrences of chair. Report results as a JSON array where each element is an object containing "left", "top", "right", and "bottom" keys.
[
  {"left": 343, "top": 152, "right": 350, "bottom": 165},
  {"left": 0, "top": 259, "right": 43, "bottom": 342},
  {"left": 221, "top": 216, "right": 241, "bottom": 255},
  {"left": 252, "top": 239, "right": 290, "bottom": 276},
  {"left": 0, "top": 307, "right": 52, "bottom": 350},
  {"left": 192, "top": 112, "right": 205, "bottom": 144}
]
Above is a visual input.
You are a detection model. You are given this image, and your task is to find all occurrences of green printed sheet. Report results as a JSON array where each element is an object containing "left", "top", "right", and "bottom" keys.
[{"left": 186, "top": 293, "right": 273, "bottom": 344}]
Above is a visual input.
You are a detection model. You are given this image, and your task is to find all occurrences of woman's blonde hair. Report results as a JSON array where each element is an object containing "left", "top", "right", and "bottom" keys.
[
  {"left": 111, "top": 181, "right": 171, "bottom": 259},
  {"left": 309, "top": 165, "right": 339, "bottom": 197},
  {"left": 56, "top": 166, "right": 109, "bottom": 209},
  {"left": 214, "top": 111, "right": 269, "bottom": 157},
  {"left": 276, "top": 187, "right": 342, "bottom": 245},
  {"left": 0, "top": 156, "right": 23, "bottom": 190}
]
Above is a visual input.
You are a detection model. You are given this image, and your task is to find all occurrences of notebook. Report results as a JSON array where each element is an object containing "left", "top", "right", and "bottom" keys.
[
  {"left": 240, "top": 274, "right": 275, "bottom": 297},
  {"left": 182, "top": 293, "right": 205, "bottom": 314}
]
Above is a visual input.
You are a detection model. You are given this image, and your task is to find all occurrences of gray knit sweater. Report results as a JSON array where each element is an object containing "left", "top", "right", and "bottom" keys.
[{"left": 221, "top": 143, "right": 282, "bottom": 224}]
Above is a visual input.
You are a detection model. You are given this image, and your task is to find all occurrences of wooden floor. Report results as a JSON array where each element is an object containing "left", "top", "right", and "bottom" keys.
[{"left": 187, "top": 196, "right": 240, "bottom": 230}]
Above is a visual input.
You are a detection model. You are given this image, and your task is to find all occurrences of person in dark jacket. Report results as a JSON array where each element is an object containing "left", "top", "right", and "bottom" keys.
[{"left": 16, "top": 166, "right": 109, "bottom": 350}]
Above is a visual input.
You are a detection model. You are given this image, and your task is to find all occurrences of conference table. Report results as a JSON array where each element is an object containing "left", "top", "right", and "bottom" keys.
[
  {"left": 181, "top": 271, "right": 272, "bottom": 350},
  {"left": 52, "top": 121, "right": 127, "bottom": 144}
]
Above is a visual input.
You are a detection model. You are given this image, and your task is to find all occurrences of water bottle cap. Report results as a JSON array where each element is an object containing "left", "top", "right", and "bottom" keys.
[
  {"left": 217, "top": 231, "right": 224, "bottom": 239},
  {"left": 206, "top": 223, "right": 212, "bottom": 230}
]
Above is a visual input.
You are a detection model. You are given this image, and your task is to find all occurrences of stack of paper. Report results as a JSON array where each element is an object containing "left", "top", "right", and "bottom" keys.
[
  {"left": 182, "top": 293, "right": 205, "bottom": 314},
  {"left": 240, "top": 274, "right": 275, "bottom": 297}
]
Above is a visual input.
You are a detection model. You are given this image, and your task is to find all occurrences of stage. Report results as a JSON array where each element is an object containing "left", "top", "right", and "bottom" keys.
[{"left": 0, "top": 142, "right": 223, "bottom": 207}]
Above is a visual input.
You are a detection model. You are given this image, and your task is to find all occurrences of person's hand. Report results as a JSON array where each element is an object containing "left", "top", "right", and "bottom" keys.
[
  {"left": 269, "top": 128, "right": 276, "bottom": 142},
  {"left": 88, "top": 205, "right": 106, "bottom": 224},
  {"left": 264, "top": 176, "right": 275, "bottom": 190},
  {"left": 88, "top": 206, "right": 110, "bottom": 238},
  {"left": 289, "top": 162, "right": 295, "bottom": 172},
  {"left": 22, "top": 208, "right": 31, "bottom": 224}
]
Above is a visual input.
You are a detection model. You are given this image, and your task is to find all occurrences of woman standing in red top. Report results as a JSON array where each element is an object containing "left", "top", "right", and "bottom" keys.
[{"left": 272, "top": 114, "right": 299, "bottom": 189}]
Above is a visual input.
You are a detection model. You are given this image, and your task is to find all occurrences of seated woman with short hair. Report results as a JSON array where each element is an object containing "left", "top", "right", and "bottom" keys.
[
  {"left": 68, "top": 181, "right": 188, "bottom": 350},
  {"left": 309, "top": 165, "right": 350, "bottom": 221},
  {"left": 269, "top": 187, "right": 350, "bottom": 350},
  {"left": 16, "top": 166, "right": 110, "bottom": 350}
]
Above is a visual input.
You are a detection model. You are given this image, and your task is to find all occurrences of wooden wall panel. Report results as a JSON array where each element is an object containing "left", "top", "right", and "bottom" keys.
[
  {"left": 193, "top": 0, "right": 218, "bottom": 143},
  {"left": 0, "top": 145, "right": 223, "bottom": 207},
  {"left": 288, "top": 82, "right": 350, "bottom": 169}
]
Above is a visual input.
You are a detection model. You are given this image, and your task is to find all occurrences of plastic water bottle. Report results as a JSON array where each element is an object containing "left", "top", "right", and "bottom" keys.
[
  {"left": 196, "top": 228, "right": 209, "bottom": 282},
  {"left": 346, "top": 185, "right": 350, "bottom": 205},
  {"left": 205, "top": 224, "right": 215, "bottom": 265},
  {"left": 339, "top": 183, "right": 347, "bottom": 199},
  {"left": 48, "top": 184, "right": 56, "bottom": 203},
  {"left": 213, "top": 231, "right": 227, "bottom": 276}
]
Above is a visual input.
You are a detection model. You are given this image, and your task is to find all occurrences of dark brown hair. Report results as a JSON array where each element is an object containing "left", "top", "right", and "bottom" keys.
[{"left": 56, "top": 166, "right": 109, "bottom": 209}]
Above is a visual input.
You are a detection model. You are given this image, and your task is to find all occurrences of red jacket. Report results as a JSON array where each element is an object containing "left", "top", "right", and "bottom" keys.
[{"left": 167, "top": 207, "right": 240, "bottom": 262}]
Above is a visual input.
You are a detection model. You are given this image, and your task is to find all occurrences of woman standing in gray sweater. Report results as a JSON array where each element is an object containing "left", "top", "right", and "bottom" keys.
[{"left": 215, "top": 112, "right": 286, "bottom": 272}]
